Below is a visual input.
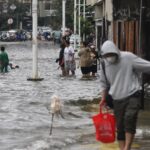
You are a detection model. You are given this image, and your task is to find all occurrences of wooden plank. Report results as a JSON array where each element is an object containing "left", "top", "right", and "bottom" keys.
[
  {"left": 135, "top": 21, "right": 139, "bottom": 54},
  {"left": 125, "top": 21, "right": 129, "bottom": 51},
  {"left": 128, "top": 21, "right": 134, "bottom": 52},
  {"left": 123, "top": 21, "right": 126, "bottom": 51},
  {"left": 120, "top": 21, "right": 126, "bottom": 51},
  {"left": 116, "top": 21, "right": 119, "bottom": 47},
  {"left": 113, "top": 21, "right": 117, "bottom": 45},
  {"left": 120, "top": 21, "right": 123, "bottom": 50},
  {"left": 118, "top": 21, "right": 121, "bottom": 49}
]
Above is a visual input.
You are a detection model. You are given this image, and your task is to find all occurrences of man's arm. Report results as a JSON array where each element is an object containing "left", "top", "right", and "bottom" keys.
[
  {"left": 99, "top": 62, "right": 107, "bottom": 107},
  {"left": 99, "top": 90, "right": 107, "bottom": 107},
  {"left": 132, "top": 53, "right": 150, "bottom": 73}
]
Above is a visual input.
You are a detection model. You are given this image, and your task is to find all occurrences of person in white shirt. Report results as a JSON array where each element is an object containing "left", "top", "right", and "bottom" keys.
[{"left": 64, "top": 41, "right": 76, "bottom": 76}]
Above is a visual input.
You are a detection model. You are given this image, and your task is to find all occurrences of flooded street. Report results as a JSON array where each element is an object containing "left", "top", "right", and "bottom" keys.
[{"left": 0, "top": 42, "right": 150, "bottom": 150}]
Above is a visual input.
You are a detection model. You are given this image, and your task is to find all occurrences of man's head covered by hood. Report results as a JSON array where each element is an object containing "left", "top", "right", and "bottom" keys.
[{"left": 101, "top": 40, "right": 120, "bottom": 63}]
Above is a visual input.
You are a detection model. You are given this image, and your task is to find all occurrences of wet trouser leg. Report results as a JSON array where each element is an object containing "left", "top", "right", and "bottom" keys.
[
  {"left": 1, "top": 65, "right": 4, "bottom": 72},
  {"left": 4, "top": 64, "right": 8, "bottom": 72},
  {"left": 113, "top": 94, "right": 140, "bottom": 149}
]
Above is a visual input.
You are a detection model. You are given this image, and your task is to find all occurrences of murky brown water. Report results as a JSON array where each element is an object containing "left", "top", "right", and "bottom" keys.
[{"left": 0, "top": 41, "right": 150, "bottom": 150}]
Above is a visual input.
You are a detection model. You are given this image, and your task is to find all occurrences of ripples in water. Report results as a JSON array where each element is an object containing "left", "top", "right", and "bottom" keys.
[{"left": 0, "top": 42, "right": 101, "bottom": 150}]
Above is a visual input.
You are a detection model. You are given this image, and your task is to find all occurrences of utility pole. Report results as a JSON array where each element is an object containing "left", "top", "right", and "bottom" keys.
[
  {"left": 74, "top": 0, "right": 77, "bottom": 50},
  {"left": 27, "top": 0, "right": 43, "bottom": 81},
  {"left": 83, "top": 0, "right": 86, "bottom": 41},
  {"left": 62, "top": 0, "right": 66, "bottom": 36},
  {"left": 32, "top": 0, "right": 38, "bottom": 79},
  {"left": 139, "top": 0, "right": 143, "bottom": 56},
  {"left": 78, "top": 0, "right": 81, "bottom": 47},
  {"left": 19, "top": 0, "right": 23, "bottom": 30},
  {"left": 139, "top": 0, "right": 144, "bottom": 110}
]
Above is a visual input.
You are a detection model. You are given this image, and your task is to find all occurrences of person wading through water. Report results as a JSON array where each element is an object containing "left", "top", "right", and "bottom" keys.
[
  {"left": 64, "top": 40, "right": 76, "bottom": 76},
  {"left": 0, "top": 46, "right": 9, "bottom": 73},
  {"left": 56, "top": 43, "right": 66, "bottom": 76},
  {"left": 99, "top": 40, "right": 150, "bottom": 150},
  {"left": 78, "top": 41, "right": 92, "bottom": 79}
]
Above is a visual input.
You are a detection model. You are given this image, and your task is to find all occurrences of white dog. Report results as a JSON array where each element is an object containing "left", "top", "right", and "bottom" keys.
[{"left": 50, "top": 95, "right": 63, "bottom": 117}]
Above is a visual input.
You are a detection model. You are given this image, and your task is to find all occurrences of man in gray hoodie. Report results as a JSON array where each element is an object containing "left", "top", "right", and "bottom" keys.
[{"left": 99, "top": 40, "right": 150, "bottom": 150}]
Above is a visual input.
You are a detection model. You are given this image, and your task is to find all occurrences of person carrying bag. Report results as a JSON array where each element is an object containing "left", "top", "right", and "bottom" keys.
[{"left": 99, "top": 40, "right": 150, "bottom": 150}]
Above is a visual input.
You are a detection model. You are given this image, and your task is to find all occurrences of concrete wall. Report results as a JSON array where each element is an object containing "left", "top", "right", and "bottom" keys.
[
  {"left": 18, "top": 0, "right": 54, "bottom": 17},
  {"left": 39, "top": 0, "right": 55, "bottom": 17},
  {"left": 95, "top": 4, "right": 103, "bottom": 19},
  {"left": 105, "top": 0, "right": 113, "bottom": 21},
  {"left": 22, "top": 0, "right": 31, "bottom": 3},
  {"left": 94, "top": 0, "right": 113, "bottom": 21},
  {"left": 86, "top": 0, "right": 97, "bottom": 6},
  {"left": 94, "top": 0, "right": 113, "bottom": 49},
  {"left": 105, "top": 0, "right": 113, "bottom": 40}
]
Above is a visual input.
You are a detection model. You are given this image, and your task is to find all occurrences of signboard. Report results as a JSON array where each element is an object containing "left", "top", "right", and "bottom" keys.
[
  {"left": 10, "top": 4, "right": 16, "bottom": 10},
  {"left": 8, "top": 18, "right": 13, "bottom": 24},
  {"left": 3, "top": 3, "right": 8, "bottom": 9}
]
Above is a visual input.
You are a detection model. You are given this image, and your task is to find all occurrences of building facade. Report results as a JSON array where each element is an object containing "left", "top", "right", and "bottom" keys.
[
  {"left": 87, "top": 0, "right": 113, "bottom": 51},
  {"left": 112, "top": 0, "right": 150, "bottom": 60},
  {"left": 90, "top": 0, "right": 150, "bottom": 61},
  {"left": 86, "top": 0, "right": 97, "bottom": 6}
]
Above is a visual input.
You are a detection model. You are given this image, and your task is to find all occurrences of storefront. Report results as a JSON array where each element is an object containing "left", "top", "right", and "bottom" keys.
[{"left": 113, "top": 0, "right": 150, "bottom": 60}]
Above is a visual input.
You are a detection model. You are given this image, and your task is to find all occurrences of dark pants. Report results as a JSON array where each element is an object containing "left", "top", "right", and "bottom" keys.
[
  {"left": 81, "top": 67, "right": 91, "bottom": 74},
  {"left": 90, "top": 65, "right": 97, "bottom": 74},
  {"left": 113, "top": 92, "right": 141, "bottom": 140},
  {"left": 1, "top": 64, "right": 8, "bottom": 72}
]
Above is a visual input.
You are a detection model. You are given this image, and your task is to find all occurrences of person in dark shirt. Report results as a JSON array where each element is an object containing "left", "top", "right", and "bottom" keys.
[
  {"left": 90, "top": 45, "right": 98, "bottom": 77},
  {"left": 56, "top": 43, "right": 66, "bottom": 76}
]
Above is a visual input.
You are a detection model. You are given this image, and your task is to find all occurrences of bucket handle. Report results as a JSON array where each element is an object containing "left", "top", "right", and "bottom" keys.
[{"left": 100, "top": 106, "right": 108, "bottom": 114}]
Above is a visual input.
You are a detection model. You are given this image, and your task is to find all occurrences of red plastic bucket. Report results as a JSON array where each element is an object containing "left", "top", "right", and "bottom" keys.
[{"left": 92, "top": 109, "right": 116, "bottom": 143}]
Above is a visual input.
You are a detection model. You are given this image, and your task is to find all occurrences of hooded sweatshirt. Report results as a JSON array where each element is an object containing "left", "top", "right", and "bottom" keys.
[{"left": 100, "top": 40, "right": 150, "bottom": 100}]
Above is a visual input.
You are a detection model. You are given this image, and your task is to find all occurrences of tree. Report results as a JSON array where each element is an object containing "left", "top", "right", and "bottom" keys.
[
  {"left": 51, "top": 0, "right": 95, "bottom": 39},
  {"left": 80, "top": 17, "right": 94, "bottom": 39},
  {"left": 51, "top": 0, "right": 74, "bottom": 30}
]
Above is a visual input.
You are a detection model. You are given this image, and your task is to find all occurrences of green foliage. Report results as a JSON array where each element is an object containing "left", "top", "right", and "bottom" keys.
[
  {"left": 80, "top": 17, "right": 94, "bottom": 37},
  {"left": 0, "top": 0, "right": 29, "bottom": 30},
  {"left": 51, "top": 0, "right": 94, "bottom": 37},
  {"left": 51, "top": 0, "right": 74, "bottom": 30}
]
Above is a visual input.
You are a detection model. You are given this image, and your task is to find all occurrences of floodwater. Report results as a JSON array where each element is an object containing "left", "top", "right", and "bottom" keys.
[{"left": 0, "top": 41, "right": 150, "bottom": 150}]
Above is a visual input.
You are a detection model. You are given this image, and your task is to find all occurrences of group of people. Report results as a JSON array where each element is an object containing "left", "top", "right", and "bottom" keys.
[
  {"left": 56, "top": 39, "right": 150, "bottom": 150},
  {"left": 1, "top": 39, "right": 150, "bottom": 150},
  {"left": 56, "top": 40, "right": 76, "bottom": 76},
  {"left": 56, "top": 40, "right": 98, "bottom": 78},
  {"left": 56, "top": 38, "right": 150, "bottom": 149}
]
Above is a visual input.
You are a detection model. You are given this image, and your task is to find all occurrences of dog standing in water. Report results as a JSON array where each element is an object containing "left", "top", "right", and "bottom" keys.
[
  {"left": 49, "top": 95, "right": 63, "bottom": 135},
  {"left": 50, "top": 95, "right": 62, "bottom": 116}
]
